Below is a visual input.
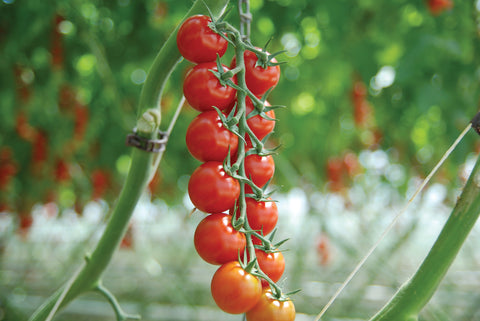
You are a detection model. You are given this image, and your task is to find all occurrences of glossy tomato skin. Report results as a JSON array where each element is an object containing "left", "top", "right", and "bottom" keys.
[
  {"left": 246, "top": 288, "right": 295, "bottom": 321},
  {"left": 244, "top": 154, "right": 275, "bottom": 192},
  {"left": 245, "top": 97, "right": 275, "bottom": 143},
  {"left": 177, "top": 15, "right": 228, "bottom": 63},
  {"left": 211, "top": 261, "right": 262, "bottom": 314},
  {"left": 183, "top": 62, "right": 236, "bottom": 112},
  {"left": 232, "top": 197, "right": 278, "bottom": 237},
  {"left": 186, "top": 110, "right": 238, "bottom": 162},
  {"left": 188, "top": 161, "right": 239, "bottom": 213},
  {"left": 255, "top": 249, "right": 285, "bottom": 287},
  {"left": 231, "top": 49, "right": 280, "bottom": 96},
  {"left": 194, "top": 213, "right": 246, "bottom": 265}
]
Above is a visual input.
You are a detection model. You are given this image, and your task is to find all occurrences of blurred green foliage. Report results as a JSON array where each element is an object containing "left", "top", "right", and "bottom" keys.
[{"left": 0, "top": 0, "right": 479, "bottom": 216}]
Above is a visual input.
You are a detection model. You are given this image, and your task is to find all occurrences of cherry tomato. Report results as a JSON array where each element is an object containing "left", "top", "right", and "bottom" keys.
[
  {"left": 211, "top": 261, "right": 262, "bottom": 314},
  {"left": 232, "top": 197, "right": 278, "bottom": 237},
  {"left": 255, "top": 249, "right": 285, "bottom": 287},
  {"left": 177, "top": 15, "right": 228, "bottom": 63},
  {"left": 188, "top": 161, "right": 240, "bottom": 213},
  {"left": 186, "top": 110, "right": 238, "bottom": 162},
  {"left": 231, "top": 49, "right": 280, "bottom": 96},
  {"left": 245, "top": 98, "right": 275, "bottom": 143},
  {"left": 246, "top": 288, "right": 295, "bottom": 321},
  {"left": 428, "top": 0, "right": 453, "bottom": 15},
  {"left": 183, "top": 62, "right": 236, "bottom": 112},
  {"left": 194, "top": 213, "right": 246, "bottom": 265},
  {"left": 244, "top": 154, "right": 275, "bottom": 192}
]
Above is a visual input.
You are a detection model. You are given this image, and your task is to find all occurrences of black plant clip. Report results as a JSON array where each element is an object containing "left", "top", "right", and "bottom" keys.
[
  {"left": 126, "top": 128, "right": 168, "bottom": 153},
  {"left": 471, "top": 111, "right": 480, "bottom": 136}
]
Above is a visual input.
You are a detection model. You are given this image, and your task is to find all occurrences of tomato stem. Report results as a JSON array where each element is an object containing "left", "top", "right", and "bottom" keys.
[{"left": 370, "top": 152, "right": 480, "bottom": 321}]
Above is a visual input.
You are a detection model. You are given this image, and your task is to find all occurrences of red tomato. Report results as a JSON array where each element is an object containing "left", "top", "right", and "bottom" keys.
[
  {"left": 176, "top": 15, "right": 228, "bottom": 63},
  {"left": 245, "top": 97, "right": 275, "bottom": 145},
  {"left": 186, "top": 110, "right": 238, "bottom": 162},
  {"left": 244, "top": 154, "right": 275, "bottom": 192},
  {"left": 188, "top": 161, "right": 240, "bottom": 213},
  {"left": 232, "top": 197, "right": 278, "bottom": 237},
  {"left": 246, "top": 288, "right": 295, "bottom": 321},
  {"left": 194, "top": 213, "right": 246, "bottom": 265},
  {"left": 183, "top": 62, "right": 236, "bottom": 112},
  {"left": 255, "top": 249, "right": 285, "bottom": 287},
  {"left": 211, "top": 261, "right": 262, "bottom": 314},
  {"left": 232, "top": 49, "right": 280, "bottom": 96},
  {"left": 428, "top": 0, "right": 453, "bottom": 15}
]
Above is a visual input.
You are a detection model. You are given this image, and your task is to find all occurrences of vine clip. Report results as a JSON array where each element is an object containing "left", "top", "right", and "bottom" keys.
[{"left": 126, "top": 129, "right": 169, "bottom": 153}]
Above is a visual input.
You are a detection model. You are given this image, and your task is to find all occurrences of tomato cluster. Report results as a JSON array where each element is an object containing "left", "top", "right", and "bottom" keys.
[{"left": 177, "top": 14, "right": 294, "bottom": 320}]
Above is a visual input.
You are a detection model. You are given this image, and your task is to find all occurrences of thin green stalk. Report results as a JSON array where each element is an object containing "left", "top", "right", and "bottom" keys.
[
  {"left": 28, "top": 1, "right": 229, "bottom": 320},
  {"left": 370, "top": 152, "right": 480, "bottom": 321}
]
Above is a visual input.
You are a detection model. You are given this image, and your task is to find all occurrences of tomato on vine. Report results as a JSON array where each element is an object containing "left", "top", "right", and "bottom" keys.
[
  {"left": 232, "top": 197, "right": 278, "bottom": 238},
  {"left": 194, "top": 213, "right": 246, "bottom": 265},
  {"left": 245, "top": 288, "right": 295, "bottom": 321},
  {"left": 211, "top": 261, "right": 262, "bottom": 314},
  {"left": 231, "top": 49, "right": 280, "bottom": 96},
  {"left": 244, "top": 154, "right": 275, "bottom": 192},
  {"left": 188, "top": 161, "right": 240, "bottom": 213},
  {"left": 176, "top": 15, "right": 228, "bottom": 63},
  {"left": 183, "top": 62, "right": 236, "bottom": 112},
  {"left": 186, "top": 110, "right": 238, "bottom": 162},
  {"left": 255, "top": 249, "right": 285, "bottom": 287}
]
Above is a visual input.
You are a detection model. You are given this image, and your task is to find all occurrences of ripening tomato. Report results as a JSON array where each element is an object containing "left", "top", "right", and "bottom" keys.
[
  {"left": 177, "top": 15, "right": 228, "bottom": 63},
  {"left": 211, "top": 261, "right": 262, "bottom": 314},
  {"left": 186, "top": 110, "right": 238, "bottom": 162},
  {"left": 231, "top": 49, "right": 280, "bottom": 96},
  {"left": 255, "top": 249, "right": 285, "bottom": 287},
  {"left": 188, "top": 161, "right": 240, "bottom": 213},
  {"left": 194, "top": 213, "right": 246, "bottom": 265},
  {"left": 183, "top": 62, "right": 236, "bottom": 112},
  {"left": 246, "top": 288, "right": 295, "bottom": 321},
  {"left": 244, "top": 154, "right": 275, "bottom": 192}
]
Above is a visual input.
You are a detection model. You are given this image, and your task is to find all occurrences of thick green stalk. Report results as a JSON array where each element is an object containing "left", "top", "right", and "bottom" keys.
[
  {"left": 370, "top": 152, "right": 480, "bottom": 321},
  {"left": 28, "top": 1, "right": 229, "bottom": 320}
]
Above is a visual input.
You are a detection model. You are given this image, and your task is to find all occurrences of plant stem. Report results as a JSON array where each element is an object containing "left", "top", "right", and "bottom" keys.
[
  {"left": 28, "top": 1, "right": 230, "bottom": 320},
  {"left": 370, "top": 152, "right": 480, "bottom": 321}
]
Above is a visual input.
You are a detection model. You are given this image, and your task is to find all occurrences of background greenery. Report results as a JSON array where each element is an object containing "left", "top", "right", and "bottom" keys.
[{"left": 1, "top": 0, "right": 480, "bottom": 320}]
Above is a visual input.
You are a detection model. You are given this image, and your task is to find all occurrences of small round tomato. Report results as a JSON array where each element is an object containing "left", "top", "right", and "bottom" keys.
[
  {"left": 183, "top": 62, "right": 236, "bottom": 112},
  {"left": 176, "top": 15, "right": 228, "bottom": 63},
  {"left": 186, "top": 110, "right": 238, "bottom": 162},
  {"left": 255, "top": 249, "right": 285, "bottom": 287},
  {"left": 211, "top": 261, "right": 262, "bottom": 314},
  {"left": 188, "top": 161, "right": 239, "bottom": 213},
  {"left": 194, "top": 213, "right": 246, "bottom": 265},
  {"left": 245, "top": 97, "right": 275, "bottom": 143},
  {"left": 231, "top": 49, "right": 280, "bottom": 96},
  {"left": 244, "top": 154, "right": 275, "bottom": 192},
  {"left": 246, "top": 288, "right": 295, "bottom": 321},
  {"left": 232, "top": 197, "right": 278, "bottom": 237}
]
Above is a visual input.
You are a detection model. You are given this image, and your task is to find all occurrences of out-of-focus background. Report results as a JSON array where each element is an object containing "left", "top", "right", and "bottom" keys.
[{"left": 1, "top": 0, "right": 480, "bottom": 320}]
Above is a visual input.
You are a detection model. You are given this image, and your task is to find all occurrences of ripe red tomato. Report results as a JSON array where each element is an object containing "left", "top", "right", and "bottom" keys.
[
  {"left": 255, "top": 249, "right": 285, "bottom": 287},
  {"left": 244, "top": 154, "right": 275, "bottom": 192},
  {"left": 231, "top": 49, "right": 280, "bottom": 96},
  {"left": 246, "top": 288, "right": 295, "bottom": 321},
  {"left": 176, "top": 15, "right": 228, "bottom": 63},
  {"left": 194, "top": 213, "right": 246, "bottom": 265},
  {"left": 232, "top": 197, "right": 278, "bottom": 237},
  {"left": 183, "top": 62, "right": 236, "bottom": 112},
  {"left": 245, "top": 97, "right": 275, "bottom": 145},
  {"left": 188, "top": 161, "right": 240, "bottom": 213},
  {"left": 186, "top": 110, "right": 238, "bottom": 162},
  {"left": 211, "top": 261, "right": 262, "bottom": 314}
]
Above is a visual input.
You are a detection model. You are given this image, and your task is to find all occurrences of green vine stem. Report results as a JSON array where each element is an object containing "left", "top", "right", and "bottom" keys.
[
  {"left": 28, "top": 1, "right": 229, "bottom": 320},
  {"left": 370, "top": 151, "right": 480, "bottom": 321}
]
